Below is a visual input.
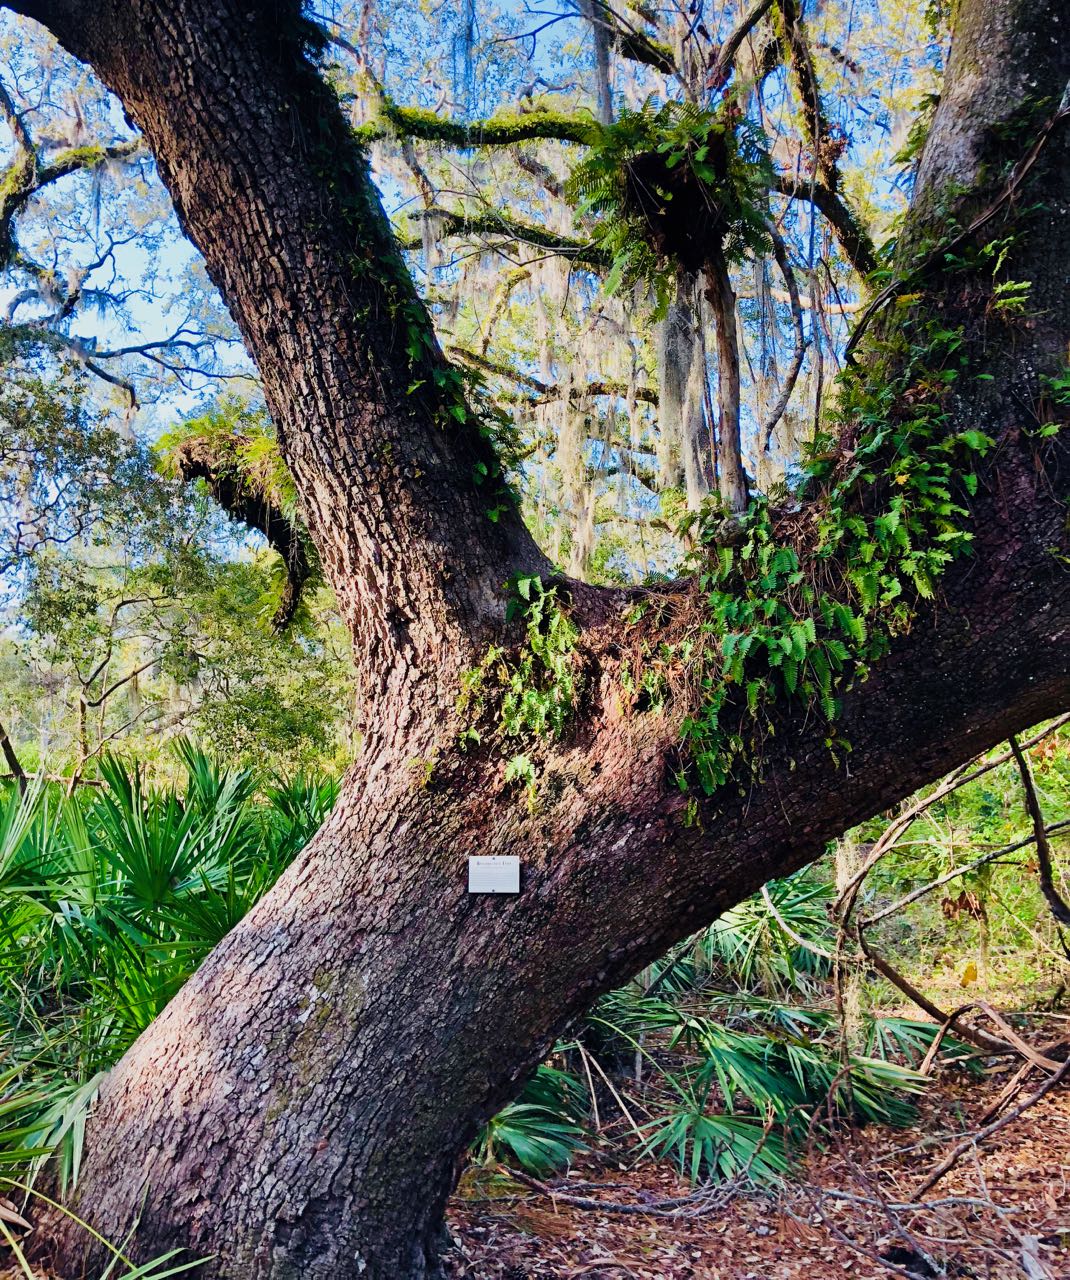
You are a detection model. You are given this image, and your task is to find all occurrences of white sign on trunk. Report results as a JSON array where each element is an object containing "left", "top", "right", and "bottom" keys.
[{"left": 467, "top": 856, "right": 520, "bottom": 894}]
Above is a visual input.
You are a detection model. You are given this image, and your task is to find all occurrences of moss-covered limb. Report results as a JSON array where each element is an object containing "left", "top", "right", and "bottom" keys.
[
  {"left": 37, "top": 137, "right": 142, "bottom": 187},
  {"left": 773, "top": 0, "right": 836, "bottom": 185},
  {"left": 771, "top": 0, "right": 875, "bottom": 278},
  {"left": 772, "top": 173, "right": 876, "bottom": 278},
  {"left": 478, "top": 268, "right": 531, "bottom": 355},
  {"left": 364, "top": 99, "right": 600, "bottom": 148},
  {"left": 0, "top": 78, "right": 37, "bottom": 261},
  {"left": 577, "top": 0, "right": 675, "bottom": 75},
  {"left": 447, "top": 346, "right": 549, "bottom": 394},
  {"left": 167, "top": 432, "right": 319, "bottom": 632},
  {"left": 447, "top": 344, "right": 657, "bottom": 406},
  {"left": 709, "top": 0, "right": 774, "bottom": 86},
  {"left": 399, "top": 205, "right": 610, "bottom": 266},
  {"left": 0, "top": 127, "right": 141, "bottom": 265},
  {"left": 614, "top": 29, "right": 675, "bottom": 73}
]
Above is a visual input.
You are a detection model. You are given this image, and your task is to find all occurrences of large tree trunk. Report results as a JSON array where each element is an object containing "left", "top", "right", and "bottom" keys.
[{"left": 6, "top": 1, "right": 1070, "bottom": 1277}]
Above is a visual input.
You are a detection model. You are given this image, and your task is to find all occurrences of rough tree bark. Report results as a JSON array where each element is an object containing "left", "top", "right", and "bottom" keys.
[
  {"left": 703, "top": 242, "right": 748, "bottom": 512},
  {"left": 4, "top": 1, "right": 1069, "bottom": 1277}
]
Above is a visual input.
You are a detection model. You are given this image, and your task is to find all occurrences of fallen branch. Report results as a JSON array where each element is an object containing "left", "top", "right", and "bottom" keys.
[
  {"left": 504, "top": 1168, "right": 740, "bottom": 1218},
  {"left": 911, "top": 1057, "right": 1070, "bottom": 1198}
]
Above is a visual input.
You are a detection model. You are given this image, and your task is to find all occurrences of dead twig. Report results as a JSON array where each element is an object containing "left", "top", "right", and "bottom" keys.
[
  {"left": 503, "top": 1167, "right": 740, "bottom": 1218},
  {"left": 911, "top": 1057, "right": 1070, "bottom": 1198}
]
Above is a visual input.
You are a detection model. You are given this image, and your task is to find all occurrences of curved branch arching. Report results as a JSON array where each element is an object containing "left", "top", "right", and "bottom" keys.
[{"left": 170, "top": 435, "right": 318, "bottom": 632}]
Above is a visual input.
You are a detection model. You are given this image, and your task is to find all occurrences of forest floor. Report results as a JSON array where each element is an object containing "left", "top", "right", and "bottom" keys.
[
  {"left": 443, "top": 1052, "right": 1070, "bottom": 1280},
  {"left": 1, "top": 1036, "right": 1067, "bottom": 1280}
]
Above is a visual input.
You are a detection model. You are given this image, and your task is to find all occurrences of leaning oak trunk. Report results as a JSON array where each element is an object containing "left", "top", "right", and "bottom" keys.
[
  {"left": 37, "top": 539, "right": 1070, "bottom": 1280},
  {"left": 32, "top": 514, "right": 1070, "bottom": 1280},
  {"left": 5, "top": 0, "right": 1069, "bottom": 1277}
]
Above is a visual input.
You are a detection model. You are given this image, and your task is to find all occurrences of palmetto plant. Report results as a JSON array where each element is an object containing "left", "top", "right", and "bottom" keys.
[
  {"left": 0, "top": 742, "right": 336, "bottom": 1192},
  {"left": 470, "top": 1064, "right": 587, "bottom": 1175},
  {"left": 587, "top": 986, "right": 928, "bottom": 1185},
  {"left": 699, "top": 872, "right": 834, "bottom": 992},
  {"left": 0, "top": 1166, "right": 206, "bottom": 1278}
]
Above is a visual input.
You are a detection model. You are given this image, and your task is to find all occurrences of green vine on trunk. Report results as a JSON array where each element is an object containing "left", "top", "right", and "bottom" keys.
[
  {"left": 458, "top": 575, "right": 582, "bottom": 744},
  {"left": 662, "top": 302, "right": 1039, "bottom": 794}
]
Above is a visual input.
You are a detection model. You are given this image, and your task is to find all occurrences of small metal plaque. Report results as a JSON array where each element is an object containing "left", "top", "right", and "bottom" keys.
[{"left": 468, "top": 855, "right": 520, "bottom": 894}]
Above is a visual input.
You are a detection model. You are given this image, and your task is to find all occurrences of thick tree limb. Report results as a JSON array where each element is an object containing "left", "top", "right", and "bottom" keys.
[
  {"left": 708, "top": 0, "right": 774, "bottom": 88},
  {"left": 400, "top": 206, "right": 609, "bottom": 265},
  {"left": 772, "top": 173, "right": 877, "bottom": 279},
  {"left": 171, "top": 435, "right": 316, "bottom": 632},
  {"left": 367, "top": 99, "right": 599, "bottom": 147}
]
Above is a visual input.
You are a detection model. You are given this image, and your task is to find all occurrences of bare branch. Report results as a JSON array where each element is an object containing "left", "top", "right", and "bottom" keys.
[
  {"left": 0, "top": 715, "right": 26, "bottom": 793},
  {"left": 1010, "top": 734, "right": 1070, "bottom": 926},
  {"left": 911, "top": 1057, "right": 1070, "bottom": 1198}
]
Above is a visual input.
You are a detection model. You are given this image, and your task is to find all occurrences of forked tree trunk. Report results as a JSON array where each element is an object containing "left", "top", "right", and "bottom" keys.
[{"left": 5, "top": 1, "right": 1070, "bottom": 1277}]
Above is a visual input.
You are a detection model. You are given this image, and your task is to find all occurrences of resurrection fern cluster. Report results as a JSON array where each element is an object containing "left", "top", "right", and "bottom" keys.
[
  {"left": 565, "top": 99, "right": 773, "bottom": 313},
  {"left": 669, "top": 309, "right": 1000, "bottom": 793},
  {"left": 465, "top": 305, "right": 1017, "bottom": 799},
  {"left": 458, "top": 573, "right": 582, "bottom": 743}
]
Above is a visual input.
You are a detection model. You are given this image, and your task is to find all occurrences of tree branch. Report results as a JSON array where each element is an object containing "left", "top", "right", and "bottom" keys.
[
  {"left": 0, "top": 715, "right": 26, "bottom": 793},
  {"left": 761, "top": 218, "right": 806, "bottom": 450},
  {"left": 365, "top": 99, "right": 600, "bottom": 147},
  {"left": 1009, "top": 734, "right": 1070, "bottom": 927},
  {"left": 708, "top": 0, "right": 774, "bottom": 89},
  {"left": 400, "top": 206, "right": 609, "bottom": 265},
  {"left": 911, "top": 1057, "right": 1070, "bottom": 1199},
  {"left": 447, "top": 344, "right": 656, "bottom": 405},
  {"left": 0, "top": 97, "right": 141, "bottom": 268},
  {"left": 170, "top": 434, "right": 317, "bottom": 632},
  {"left": 772, "top": 174, "right": 877, "bottom": 279}
]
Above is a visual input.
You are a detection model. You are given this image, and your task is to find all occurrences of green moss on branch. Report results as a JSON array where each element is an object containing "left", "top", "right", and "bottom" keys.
[
  {"left": 399, "top": 207, "right": 608, "bottom": 265},
  {"left": 366, "top": 100, "right": 600, "bottom": 148}
]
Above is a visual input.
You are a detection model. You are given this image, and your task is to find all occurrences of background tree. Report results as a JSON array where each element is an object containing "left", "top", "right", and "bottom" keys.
[{"left": 0, "top": 1, "right": 1066, "bottom": 1278}]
